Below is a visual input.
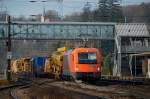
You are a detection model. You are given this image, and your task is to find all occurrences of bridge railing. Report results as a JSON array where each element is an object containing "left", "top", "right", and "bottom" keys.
[{"left": 0, "top": 22, "right": 115, "bottom": 39}]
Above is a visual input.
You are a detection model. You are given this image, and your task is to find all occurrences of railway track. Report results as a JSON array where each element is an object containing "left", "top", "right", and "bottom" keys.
[
  {"left": 0, "top": 78, "right": 33, "bottom": 99},
  {"left": 9, "top": 79, "right": 102, "bottom": 99},
  {"left": 64, "top": 78, "right": 150, "bottom": 99},
  {"left": 9, "top": 78, "right": 55, "bottom": 99},
  {"left": 118, "top": 85, "right": 150, "bottom": 99},
  {"left": 1, "top": 78, "right": 149, "bottom": 99}
]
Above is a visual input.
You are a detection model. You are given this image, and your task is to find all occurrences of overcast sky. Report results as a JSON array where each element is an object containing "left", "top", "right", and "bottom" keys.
[{"left": 0, "top": 0, "right": 150, "bottom": 17}]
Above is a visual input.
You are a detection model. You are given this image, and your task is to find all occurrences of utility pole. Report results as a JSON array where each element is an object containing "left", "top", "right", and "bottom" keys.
[
  {"left": 124, "top": 0, "right": 127, "bottom": 23},
  {"left": 6, "top": 15, "right": 12, "bottom": 81}
]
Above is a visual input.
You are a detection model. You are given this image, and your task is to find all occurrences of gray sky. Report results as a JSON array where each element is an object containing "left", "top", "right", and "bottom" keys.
[{"left": 0, "top": 0, "right": 150, "bottom": 17}]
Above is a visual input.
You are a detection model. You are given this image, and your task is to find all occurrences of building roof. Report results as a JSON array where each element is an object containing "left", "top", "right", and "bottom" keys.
[
  {"left": 115, "top": 23, "right": 149, "bottom": 37},
  {"left": 131, "top": 52, "right": 150, "bottom": 57}
]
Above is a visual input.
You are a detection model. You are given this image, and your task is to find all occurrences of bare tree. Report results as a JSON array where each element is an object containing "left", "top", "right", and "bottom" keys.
[{"left": 45, "top": 10, "right": 61, "bottom": 21}]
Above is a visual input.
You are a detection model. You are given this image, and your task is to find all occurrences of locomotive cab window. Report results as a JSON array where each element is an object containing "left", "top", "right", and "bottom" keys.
[{"left": 78, "top": 52, "right": 97, "bottom": 64}]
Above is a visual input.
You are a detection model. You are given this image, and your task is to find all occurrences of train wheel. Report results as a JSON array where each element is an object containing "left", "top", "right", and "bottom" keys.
[
  {"left": 59, "top": 74, "right": 64, "bottom": 80},
  {"left": 71, "top": 73, "right": 78, "bottom": 82}
]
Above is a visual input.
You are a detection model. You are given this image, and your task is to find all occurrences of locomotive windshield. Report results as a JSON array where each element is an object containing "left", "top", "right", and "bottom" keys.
[{"left": 78, "top": 52, "right": 97, "bottom": 64}]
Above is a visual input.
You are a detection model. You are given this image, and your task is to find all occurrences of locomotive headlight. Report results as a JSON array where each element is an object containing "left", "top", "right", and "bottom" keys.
[
  {"left": 75, "top": 65, "right": 78, "bottom": 72},
  {"left": 75, "top": 67, "right": 79, "bottom": 72}
]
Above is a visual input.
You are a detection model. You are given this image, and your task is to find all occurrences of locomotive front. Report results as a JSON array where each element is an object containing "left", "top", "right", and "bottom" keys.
[{"left": 62, "top": 48, "right": 101, "bottom": 81}]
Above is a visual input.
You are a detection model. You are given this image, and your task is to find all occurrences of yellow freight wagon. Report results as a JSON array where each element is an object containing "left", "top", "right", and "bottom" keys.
[
  {"left": 11, "top": 59, "right": 23, "bottom": 74},
  {"left": 11, "top": 58, "right": 32, "bottom": 74},
  {"left": 44, "top": 58, "right": 52, "bottom": 73},
  {"left": 22, "top": 58, "right": 32, "bottom": 72},
  {"left": 44, "top": 47, "right": 66, "bottom": 78}
]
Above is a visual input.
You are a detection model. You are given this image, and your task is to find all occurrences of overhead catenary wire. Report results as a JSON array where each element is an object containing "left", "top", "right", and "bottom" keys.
[{"left": 0, "top": 0, "right": 150, "bottom": 21}]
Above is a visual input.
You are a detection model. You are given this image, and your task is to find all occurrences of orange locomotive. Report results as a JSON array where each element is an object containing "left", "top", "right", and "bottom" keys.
[{"left": 61, "top": 48, "right": 101, "bottom": 80}]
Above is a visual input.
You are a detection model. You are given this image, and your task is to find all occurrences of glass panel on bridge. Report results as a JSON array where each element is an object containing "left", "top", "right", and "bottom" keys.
[{"left": 0, "top": 22, "right": 115, "bottom": 39}]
